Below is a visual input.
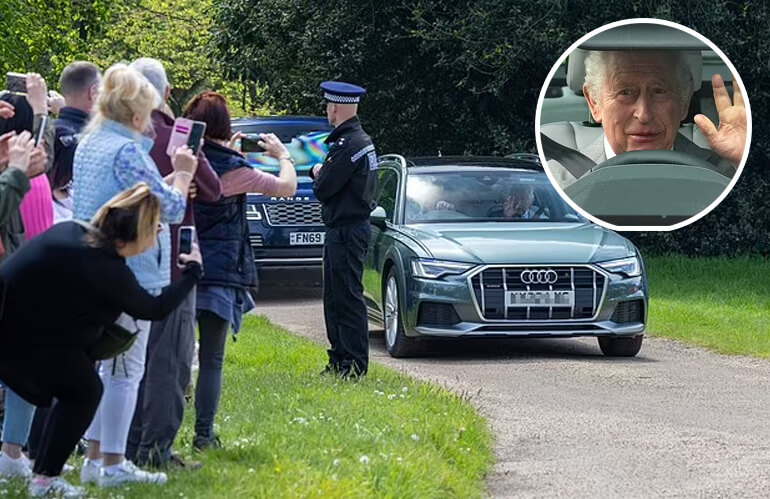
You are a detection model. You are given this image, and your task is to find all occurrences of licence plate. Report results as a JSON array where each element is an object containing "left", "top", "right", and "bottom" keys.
[
  {"left": 505, "top": 290, "right": 574, "bottom": 307},
  {"left": 290, "top": 232, "right": 325, "bottom": 245}
]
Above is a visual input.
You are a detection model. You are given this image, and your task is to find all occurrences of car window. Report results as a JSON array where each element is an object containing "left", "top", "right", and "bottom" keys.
[
  {"left": 375, "top": 168, "right": 399, "bottom": 222},
  {"left": 405, "top": 170, "right": 584, "bottom": 224}
]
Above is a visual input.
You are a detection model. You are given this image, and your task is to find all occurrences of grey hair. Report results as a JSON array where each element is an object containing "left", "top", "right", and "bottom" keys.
[
  {"left": 129, "top": 57, "right": 168, "bottom": 108},
  {"left": 583, "top": 50, "right": 693, "bottom": 109}
]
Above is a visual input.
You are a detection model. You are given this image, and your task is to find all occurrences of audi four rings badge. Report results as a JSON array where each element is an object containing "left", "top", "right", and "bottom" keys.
[{"left": 520, "top": 269, "right": 558, "bottom": 284}]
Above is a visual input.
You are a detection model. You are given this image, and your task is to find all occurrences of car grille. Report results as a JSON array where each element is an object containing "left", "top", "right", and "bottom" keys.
[
  {"left": 611, "top": 300, "right": 643, "bottom": 323},
  {"left": 469, "top": 266, "right": 606, "bottom": 320},
  {"left": 265, "top": 203, "right": 322, "bottom": 226},
  {"left": 418, "top": 302, "right": 461, "bottom": 327},
  {"left": 249, "top": 234, "right": 264, "bottom": 247}
]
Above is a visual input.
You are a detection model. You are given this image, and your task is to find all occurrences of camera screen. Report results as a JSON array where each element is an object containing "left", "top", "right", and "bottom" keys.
[
  {"left": 179, "top": 228, "right": 193, "bottom": 254},
  {"left": 187, "top": 122, "right": 206, "bottom": 155},
  {"left": 241, "top": 136, "right": 265, "bottom": 153}
]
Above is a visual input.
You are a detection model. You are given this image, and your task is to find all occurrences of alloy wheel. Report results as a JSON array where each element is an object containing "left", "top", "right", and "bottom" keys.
[{"left": 384, "top": 275, "right": 399, "bottom": 348}]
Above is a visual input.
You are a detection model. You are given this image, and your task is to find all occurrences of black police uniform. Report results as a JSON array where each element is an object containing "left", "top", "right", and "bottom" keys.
[{"left": 311, "top": 115, "right": 378, "bottom": 376}]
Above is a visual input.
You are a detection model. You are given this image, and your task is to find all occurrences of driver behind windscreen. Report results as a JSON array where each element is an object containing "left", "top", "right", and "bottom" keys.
[
  {"left": 488, "top": 184, "right": 542, "bottom": 219},
  {"left": 548, "top": 50, "right": 746, "bottom": 189}
]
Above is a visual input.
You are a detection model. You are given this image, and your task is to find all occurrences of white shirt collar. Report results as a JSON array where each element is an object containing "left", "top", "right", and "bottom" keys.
[{"left": 603, "top": 135, "right": 617, "bottom": 161}]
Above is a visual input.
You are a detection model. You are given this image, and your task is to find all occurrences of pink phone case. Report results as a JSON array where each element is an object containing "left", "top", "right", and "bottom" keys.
[{"left": 166, "top": 117, "right": 194, "bottom": 156}]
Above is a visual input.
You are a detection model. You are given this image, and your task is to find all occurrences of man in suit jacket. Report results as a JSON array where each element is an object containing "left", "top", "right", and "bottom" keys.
[{"left": 547, "top": 50, "right": 746, "bottom": 189}]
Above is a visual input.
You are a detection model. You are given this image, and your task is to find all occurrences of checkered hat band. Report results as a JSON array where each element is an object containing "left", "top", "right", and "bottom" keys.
[{"left": 324, "top": 92, "right": 360, "bottom": 103}]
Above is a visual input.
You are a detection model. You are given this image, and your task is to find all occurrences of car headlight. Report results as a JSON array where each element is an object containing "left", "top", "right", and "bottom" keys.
[
  {"left": 410, "top": 258, "right": 475, "bottom": 279},
  {"left": 246, "top": 204, "right": 262, "bottom": 221},
  {"left": 597, "top": 256, "right": 642, "bottom": 277}
]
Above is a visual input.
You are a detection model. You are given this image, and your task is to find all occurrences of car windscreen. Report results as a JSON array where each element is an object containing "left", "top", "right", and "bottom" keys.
[{"left": 405, "top": 170, "right": 585, "bottom": 224}]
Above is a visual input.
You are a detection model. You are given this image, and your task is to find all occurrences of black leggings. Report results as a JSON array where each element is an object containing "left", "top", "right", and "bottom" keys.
[{"left": 32, "top": 350, "right": 103, "bottom": 477}]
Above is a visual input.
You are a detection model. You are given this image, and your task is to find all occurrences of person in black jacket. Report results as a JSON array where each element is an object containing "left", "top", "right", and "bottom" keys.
[
  {"left": 310, "top": 81, "right": 378, "bottom": 378},
  {"left": 49, "top": 61, "right": 101, "bottom": 222},
  {"left": 0, "top": 183, "right": 202, "bottom": 498}
]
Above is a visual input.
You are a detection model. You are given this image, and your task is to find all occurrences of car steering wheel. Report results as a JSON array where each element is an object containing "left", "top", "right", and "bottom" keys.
[{"left": 563, "top": 150, "right": 734, "bottom": 225}]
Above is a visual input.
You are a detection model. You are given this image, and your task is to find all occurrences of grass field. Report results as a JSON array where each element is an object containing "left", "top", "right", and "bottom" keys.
[
  {"left": 1, "top": 316, "right": 493, "bottom": 498},
  {"left": 646, "top": 255, "right": 770, "bottom": 357}
]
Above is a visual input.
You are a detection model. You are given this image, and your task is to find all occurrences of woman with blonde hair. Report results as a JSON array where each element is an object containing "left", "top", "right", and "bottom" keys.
[
  {"left": 0, "top": 183, "right": 202, "bottom": 497},
  {"left": 72, "top": 63, "right": 198, "bottom": 487}
]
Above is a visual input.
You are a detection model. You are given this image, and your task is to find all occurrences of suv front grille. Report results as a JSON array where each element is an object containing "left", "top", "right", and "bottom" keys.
[
  {"left": 265, "top": 203, "right": 322, "bottom": 226},
  {"left": 611, "top": 300, "right": 643, "bottom": 323},
  {"left": 470, "top": 266, "right": 606, "bottom": 320}
]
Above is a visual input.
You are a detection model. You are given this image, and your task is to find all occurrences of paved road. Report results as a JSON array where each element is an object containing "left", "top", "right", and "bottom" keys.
[{"left": 255, "top": 285, "right": 770, "bottom": 498}]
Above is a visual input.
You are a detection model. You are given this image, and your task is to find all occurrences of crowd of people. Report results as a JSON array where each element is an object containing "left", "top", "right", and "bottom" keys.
[{"left": 0, "top": 58, "right": 300, "bottom": 497}]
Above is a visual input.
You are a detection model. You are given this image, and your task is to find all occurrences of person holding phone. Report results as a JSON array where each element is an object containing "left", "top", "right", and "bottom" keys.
[
  {"left": 0, "top": 183, "right": 203, "bottom": 498},
  {"left": 182, "top": 90, "right": 296, "bottom": 451},
  {"left": 0, "top": 73, "right": 54, "bottom": 242},
  {"left": 72, "top": 63, "right": 197, "bottom": 488},
  {"left": 124, "top": 58, "right": 221, "bottom": 471}
]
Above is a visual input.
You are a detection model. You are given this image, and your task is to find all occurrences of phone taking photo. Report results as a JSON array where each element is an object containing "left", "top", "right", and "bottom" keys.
[
  {"left": 166, "top": 118, "right": 207, "bottom": 156},
  {"left": 178, "top": 226, "right": 196, "bottom": 266},
  {"left": 5, "top": 72, "right": 27, "bottom": 93},
  {"left": 241, "top": 135, "right": 266, "bottom": 153},
  {"left": 35, "top": 115, "right": 47, "bottom": 147}
]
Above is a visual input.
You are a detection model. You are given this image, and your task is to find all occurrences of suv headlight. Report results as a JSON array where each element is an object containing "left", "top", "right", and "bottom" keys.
[
  {"left": 246, "top": 204, "right": 262, "bottom": 221},
  {"left": 411, "top": 259, "right": 475, "bottom": 279},
  {"left": 597, "top": 256, "right": 642, "bottom": 277}
]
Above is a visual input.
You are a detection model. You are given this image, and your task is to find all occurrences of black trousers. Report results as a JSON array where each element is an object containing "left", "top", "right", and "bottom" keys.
[
  {"left": 32, "top": 349, "right": 103, "bottom": 477},
  {"left": 323, "top": 222, "right": 371, "bottom": 375},
  {"left": 126, "top": 288, "right": 196, "bottom": 464}
]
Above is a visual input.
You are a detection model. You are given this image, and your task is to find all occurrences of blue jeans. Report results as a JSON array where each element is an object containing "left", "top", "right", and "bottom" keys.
[{"left": 0, "top": 385, "right": 35, "bottom": 446}]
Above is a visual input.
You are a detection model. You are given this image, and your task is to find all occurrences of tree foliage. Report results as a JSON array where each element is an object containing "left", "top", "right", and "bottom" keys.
[
  {"left": 0, "top": 0, "right": 265, "bottom": 116},
  {"left": 0, "top": 0, "right": 111, "bottom": 80},
  {"left": 213, "top": 0, "right": 770, "bottom": 256}
]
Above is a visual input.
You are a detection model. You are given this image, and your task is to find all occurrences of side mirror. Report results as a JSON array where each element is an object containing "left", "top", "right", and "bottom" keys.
[{"left": 370, "top": 206, "right": 387, "bottom": 228}]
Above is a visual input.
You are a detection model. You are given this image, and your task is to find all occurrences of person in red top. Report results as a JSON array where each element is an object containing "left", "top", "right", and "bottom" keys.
[{"left": 118, "top": 58, "right": 222, "bottom": 471}]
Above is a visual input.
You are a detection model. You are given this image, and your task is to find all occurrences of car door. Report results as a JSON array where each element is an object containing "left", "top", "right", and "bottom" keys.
[{"left": 363, "top": 164, "right": 401, "bottom": 319}]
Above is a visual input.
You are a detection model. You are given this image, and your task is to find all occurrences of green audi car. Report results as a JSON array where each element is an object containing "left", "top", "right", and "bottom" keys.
[{"left": 365, "top": 156, "right": 648, "bottom": 358}]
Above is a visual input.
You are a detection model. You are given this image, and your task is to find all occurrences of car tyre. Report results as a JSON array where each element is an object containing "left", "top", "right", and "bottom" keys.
[
  {"left": 383, "top": 268, "right": 420, "bottom": 358},
  {"left": 598, "top": 335, "right": 643, "bottom": 357}
]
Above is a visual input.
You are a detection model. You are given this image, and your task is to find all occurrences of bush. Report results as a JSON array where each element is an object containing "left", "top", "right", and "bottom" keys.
[{"left": 213, "top": 0, "right": 769, "bottom": 255}]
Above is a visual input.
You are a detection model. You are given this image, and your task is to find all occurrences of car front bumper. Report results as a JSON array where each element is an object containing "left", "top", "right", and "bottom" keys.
[{"left": 402, "top": 264, "right": 647, "bottom": 339}]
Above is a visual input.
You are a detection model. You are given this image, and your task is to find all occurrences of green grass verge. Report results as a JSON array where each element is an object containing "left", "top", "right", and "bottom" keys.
[
  {"left": 2, "top": 315, "right": 492, "bottom": 498},
  {"left": 647, "top": 255, "right": 770, "bottom": 357}
]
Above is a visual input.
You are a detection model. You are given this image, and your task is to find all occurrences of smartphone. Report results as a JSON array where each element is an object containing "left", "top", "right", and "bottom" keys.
[
  {"left": 187, "top": 121, "right": 206, "bottom": 155},
  {"left": 5, "top": 72, "right": 26, "bottom": 93},
  {"left": 178, "top": 225, "right": 196, "bottom": 259},
  {"left": 35, "top": 115, "right": 47, "bottom": 147},
  {"left": 166, "top": 118, "right": 207, "bottom": 156},
  {"left": 241, "top": 135, "right": 266, "bottom": 153}
]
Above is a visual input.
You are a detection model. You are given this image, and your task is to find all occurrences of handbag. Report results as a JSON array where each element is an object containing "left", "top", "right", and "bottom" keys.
[{"left": 87, "top": 315, "right": 140, "bottom": 361}]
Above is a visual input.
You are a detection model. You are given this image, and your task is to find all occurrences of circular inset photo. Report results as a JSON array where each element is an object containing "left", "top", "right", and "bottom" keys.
[{"left": 536, "top": 19, "right": 750, "bottom": 230}]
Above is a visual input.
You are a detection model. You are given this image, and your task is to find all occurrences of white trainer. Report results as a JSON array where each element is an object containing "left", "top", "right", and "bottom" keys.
[
  {"left": 0, "top": 452, "right": 32, "bottom": 478},
  {"left": 28, "top": 476, "right": 85, "bottom": 497},
  {"left": 98, "top": 460, "right": 167, "bottom": 487},
  {"left": 79, "top": 458, "right": 101, "bottom": 484}
]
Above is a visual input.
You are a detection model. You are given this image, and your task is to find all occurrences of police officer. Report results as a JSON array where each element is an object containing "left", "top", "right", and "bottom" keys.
[{"left": 311, "top": 81, "right": 378, "bottom": 378}]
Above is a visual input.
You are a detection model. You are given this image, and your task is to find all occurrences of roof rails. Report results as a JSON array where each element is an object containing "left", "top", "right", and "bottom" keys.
[
  {"left": 406, "top": 155, "right": 543, "bottom": 172},
  {"left": 378, "top": 154, "right": 408, "bottom": 172},
  {"left": 231, "top": 115, "right": 328, "bottom": 123}
]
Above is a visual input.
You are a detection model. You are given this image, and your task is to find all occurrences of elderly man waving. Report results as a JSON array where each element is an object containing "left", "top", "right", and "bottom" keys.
[{"left": 549, "top": 50, "right": 747, "bottom": 188}]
